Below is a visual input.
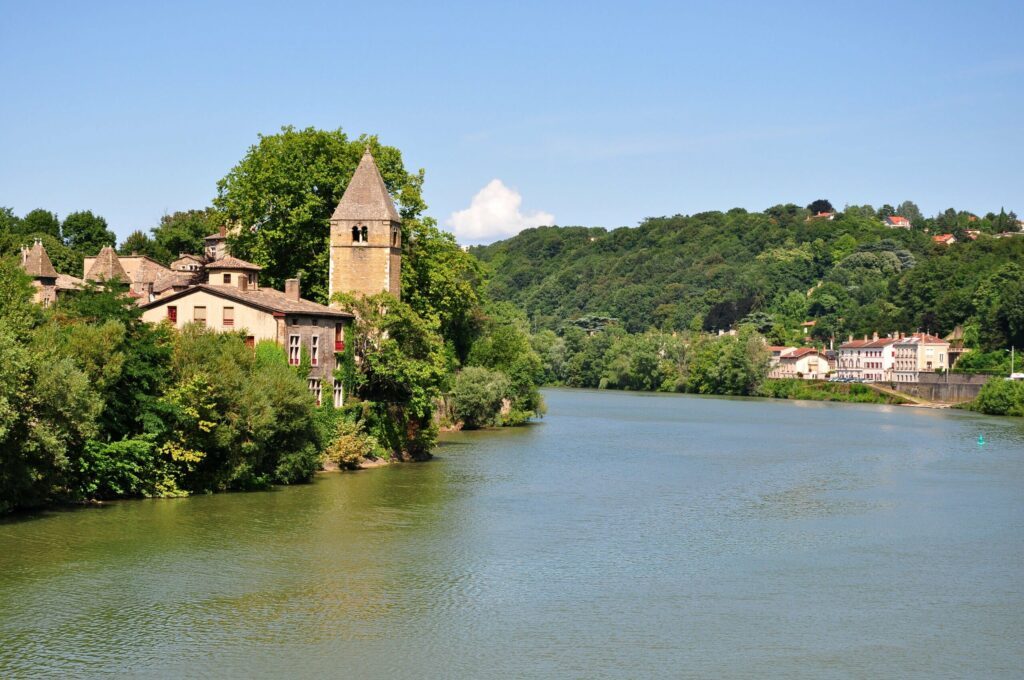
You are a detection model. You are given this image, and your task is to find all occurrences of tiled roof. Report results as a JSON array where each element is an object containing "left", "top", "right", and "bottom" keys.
[
  {"left": 885, "top": 216, "right": 911, "bottom": 227},
  {"left": 331, "top": 148, "right": 401, "bottom": 222},
  {"left": 86, "top": 247, "right": 129, "bottom": 282},
  {"left": 205, "top": 256, "right": 262, "bottom": 271},
  {"left": 20, "top": 239, "right": 58, "bottom": 278},
  {"left": 141, "top": 284, "right": 353, "bottom": 318},
  {"left": 152, "top": 271, "right": 197, "bottom": 294},
  {"left": 55, "top": 273, "right": 84, "bottom": 291},
  {"left": 783, "top": 347, "right": 823, "bottom": 359}
]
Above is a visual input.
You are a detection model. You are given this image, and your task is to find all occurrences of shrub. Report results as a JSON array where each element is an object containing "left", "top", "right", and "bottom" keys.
[
  {"left": 969, "top": 379, "right": 1024, "bottom": 417},
  {"left": 452, "top": 366, "right": 512, "bottom": 429}
]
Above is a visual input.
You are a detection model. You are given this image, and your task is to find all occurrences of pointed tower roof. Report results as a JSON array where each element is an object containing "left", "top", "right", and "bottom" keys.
[
  {"left": 21, "top": 238, "right": 58, "bottom": 278},
  {"left": 86, "top": 246, "right": 129, "bottom": 283},
  {"left": 331, "top": 147, "right": 401, "bottom": 222}
]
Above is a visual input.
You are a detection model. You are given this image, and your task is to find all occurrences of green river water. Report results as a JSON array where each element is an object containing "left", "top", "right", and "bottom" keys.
[{"left": 2, "top": 388, "right": 1023, "bottom": 678}]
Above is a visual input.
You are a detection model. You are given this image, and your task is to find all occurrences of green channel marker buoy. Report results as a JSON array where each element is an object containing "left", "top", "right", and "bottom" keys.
[{"left": 978, "top": 434, "right": 985, "bottom": 446}]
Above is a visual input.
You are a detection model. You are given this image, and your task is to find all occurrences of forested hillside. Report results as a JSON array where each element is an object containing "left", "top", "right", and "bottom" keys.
[{"left": 473, "top": 204, "right": 1024, "bottom": 352}]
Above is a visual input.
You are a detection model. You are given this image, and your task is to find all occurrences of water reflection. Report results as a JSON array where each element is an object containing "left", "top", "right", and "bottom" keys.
[{"left": 1, "top": 389, "right": 1022, "bottom": 678}]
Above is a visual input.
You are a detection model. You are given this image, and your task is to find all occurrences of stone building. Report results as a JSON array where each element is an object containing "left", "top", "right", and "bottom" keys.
[
  {"left": 140, "top": 272, "right": 353, "bottom": 406},
  {"left": 19, "top": 238, "right": 83, "bottom": 305},
  {"left": 329, "top": 148, "right": 402, "bottom": 302}
]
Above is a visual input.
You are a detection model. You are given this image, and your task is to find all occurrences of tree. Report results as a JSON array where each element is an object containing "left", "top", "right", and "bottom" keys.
[
  {"left": 451, "top": 366, "right": 511, "bottom": 429},
  {"left": 333, "top": 291, "right": 448, "bottom": 459},
  {"left": 62, "top": 210, "right": 116, "bottom": 254},
  {"left": 807, "top": 199, "right": 834, "bottom": 215},
  {"left": 401, "top": 217, "right": 485, "bottom": 362},
  {"left": 215, "top": 126, "right": 426, "bottom": 302},
  {"left": 150, "top": 208, "right": 221, "bottom": 264},
  {"left": 20, "top": 209, "right": 61, "bottom": 239},
  {"left": 119, "top": 230, "right": 161, "bottom": 258},
  {"left": 878, "top": 204, "right": 896, "bottom": 219},
  {"left": 0, "top": 207, "right": 20, "bottom": 234}
]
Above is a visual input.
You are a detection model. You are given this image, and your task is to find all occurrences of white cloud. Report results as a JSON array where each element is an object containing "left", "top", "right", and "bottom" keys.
[{"left": 447, "top": 179, "right": 554, "bottom": 244}]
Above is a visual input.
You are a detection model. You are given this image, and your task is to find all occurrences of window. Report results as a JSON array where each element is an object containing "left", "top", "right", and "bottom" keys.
[
  {"left": 167, "top": 305, "right": 177, "bottom": 322},
  {"left": 289, "top": 335, "right": 301, "bottom": 365},
  {"left": 245, "top": 336, "right": 255, "bottom": 349},
  {"left": 335, "top": 323, "right": 345, "bottom": 352},
  {"left": 392, "top": 229, "right": 399, "bottom": 247},
  {"left": 351, "top": 226, "right": 360, "bottom": 242},
  {"left": 333, "top": 379, "right": 344, "bottom": 408},
  {"left": 308, "top": 378, "right": 322, "bottom": 406},
  {"left": 194, "top": 306, "right": 206, "bottom": 327},
  {"left": 248, "top": 273, "right": 255, "bottom": 287},
  {"left": 223, "top": 306, "right": 234, "bottom": 327},
  {"left": 290, "top": 317, "right": 299, "bottom": 326},
  {"left": 310, "top": 335, "right": 319, "bottom": 366},
  {"left": 361, "top": 225, "right": 368, "bottom": 242}
]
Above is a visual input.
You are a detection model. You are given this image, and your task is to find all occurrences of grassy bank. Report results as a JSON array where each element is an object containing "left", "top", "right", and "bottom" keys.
[{"left": 758, "top": 379, "right": 908, "bottom": 405}]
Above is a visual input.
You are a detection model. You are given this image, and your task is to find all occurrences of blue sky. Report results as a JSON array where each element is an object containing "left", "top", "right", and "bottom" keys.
[{"left": 2, "top": 0, "right": 1022, "bottom": 244}]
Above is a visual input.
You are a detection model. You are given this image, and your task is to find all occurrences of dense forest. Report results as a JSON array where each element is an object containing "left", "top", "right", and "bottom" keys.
[{"left": 473, "top": 202, "right": 1024, "bottom": 353}]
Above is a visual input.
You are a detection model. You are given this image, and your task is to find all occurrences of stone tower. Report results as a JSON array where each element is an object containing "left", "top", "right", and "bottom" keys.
[{"left": 328, "top": 147, "right": 402, "bottom": 303}]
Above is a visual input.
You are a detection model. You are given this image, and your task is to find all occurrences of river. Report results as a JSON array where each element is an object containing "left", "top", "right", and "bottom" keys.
[{"left": 2, "top": 389, "right": 1023, "bottom": 678}]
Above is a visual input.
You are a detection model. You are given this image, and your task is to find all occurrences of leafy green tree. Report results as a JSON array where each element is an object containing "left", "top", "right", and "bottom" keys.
[
  {"left": 216, "top": 126, "right": 426, "bottom": 302},
  {"left": 807, "top": 199, "right": 834, "bottom": 214},
  {"left": 468, "top": 302, "right": 545, "bottom": 421},
  {"left": 897, "top": 201, "right": 924, "bottom": 225},
  {"left": 0, "top": 207, "right": 20, "bottom": 234},
  {"left": 119, "top": 229, "right": 161, "bottom": 258},
  {"left": 20, "top": 209, "right": 61, "bottom": 239},
  {"left": 333, "top": 291, "right": 448, "bottom": 458},
  {"left": 452, "top": 366, "right": 512, "bottom": 429},
  {"left": 401, "top": 217, "right": 485, "bottom": 362},
  {"left": 150, "top": 208, "right": 221, "bottom": 264},
  {"left": 62, "top": 210, "right": 116, "bottom": 253}
]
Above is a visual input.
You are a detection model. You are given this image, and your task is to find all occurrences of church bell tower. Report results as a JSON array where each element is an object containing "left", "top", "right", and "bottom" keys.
[{"left": 328, "top": 147, "right": 402, "bottom": 303}]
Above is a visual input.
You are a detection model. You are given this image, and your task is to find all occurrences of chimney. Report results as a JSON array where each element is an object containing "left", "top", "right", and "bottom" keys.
[
  {"left": 848, "top": 334, "right": 853, "bottom": 343},
  {"left": 238, "top": 275, "right": 248, "bottom": 291},
  {"left": 872, "top": 331, "right": 879, "bottom": 341},
  {"left": 285, "top": 277, "right": 300, "bottom": 301}
]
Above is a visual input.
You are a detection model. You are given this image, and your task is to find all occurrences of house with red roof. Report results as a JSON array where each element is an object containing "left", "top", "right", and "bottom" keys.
[
  {"left": 883, "top": 215, "right": 912, "bottom": 229},
  {"left": 768, "top": 347, "right": 833, "bottom": 380},
  {"left": 933, "top": 234, "right": 956, "bottom": 245}
]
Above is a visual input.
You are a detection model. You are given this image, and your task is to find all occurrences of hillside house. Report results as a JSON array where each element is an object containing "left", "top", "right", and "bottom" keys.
[{"left": 883, "top": 216, "right": 911, "bottom": 229}]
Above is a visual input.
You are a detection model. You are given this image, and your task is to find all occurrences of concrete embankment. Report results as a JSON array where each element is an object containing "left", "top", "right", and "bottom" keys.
[{"left": 875, "top": 373, "right": 993, "bottom": 405}]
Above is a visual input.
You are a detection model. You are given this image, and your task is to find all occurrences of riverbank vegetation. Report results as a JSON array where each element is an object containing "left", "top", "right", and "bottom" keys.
[
  {"left": 757, "top": 379, "right": 906, "bottom": 404},
  {"left": 0, "top": 267, "right": 334, "bottom": 512},
  {"left": 965, "top": 379, "right": 1024, "bottom": 417}
]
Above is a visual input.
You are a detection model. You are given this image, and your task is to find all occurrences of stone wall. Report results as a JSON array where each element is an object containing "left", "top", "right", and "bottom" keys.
[{"left": 884, "top": 373, "right": 994, "bottom": 403}]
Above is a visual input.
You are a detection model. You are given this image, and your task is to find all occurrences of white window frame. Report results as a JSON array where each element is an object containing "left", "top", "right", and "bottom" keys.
[
  {"left": 308, "top": 378, "right": 322, "bottom": 406},
  {"left": 289, "top": 334, "right": 301, "bottom": 366},
  {"left": 333, "top": 379, "right": 344, "bottom": 408},
  {"left": 310, "top": 335, "right": 319, "bottom": 366}
]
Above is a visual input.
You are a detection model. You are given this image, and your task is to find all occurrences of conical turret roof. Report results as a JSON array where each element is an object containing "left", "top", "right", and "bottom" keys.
[
  {"left": 331, "top": 147, "right": 401, "bottom": 222},
  {"left": 86, "top": 246, "right": 128, "bottom": 282},
  {"left": 21, "top": 238, "right": 58, "bottom": 278}
]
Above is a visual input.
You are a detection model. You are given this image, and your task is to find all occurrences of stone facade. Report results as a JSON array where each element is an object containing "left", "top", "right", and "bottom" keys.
[{"left": 328, "top": 148, "right": 402, "bottom": 302}]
